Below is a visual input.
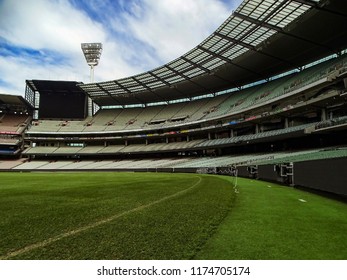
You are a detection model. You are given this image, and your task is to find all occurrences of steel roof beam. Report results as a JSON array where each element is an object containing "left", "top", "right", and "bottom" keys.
[
  {"left": 291, "top": 0, "right": 320, "bottom": 7},
  {"left": 165, "top": 65, "right": 212, "bottom": 95},
  {"left": 147, "top": 72, "right": 171, "bottom": 87},
  {"left": 214, "top": 31, "right": 297, "bottom": 68},
  {"left": 197, "top": 46, "right": 265, "bottom": 81},
  {"left": 113, "top": 81, "right": 132, "bottom": 94},
  {"left": 180, "top": 56, "right": 211, "bottom": 74},
  {"left": 148, "top": 72, "right": 189, "bottom": 100},
  {"left": 233, "top": 11, "right": 282, "bottom": 33},
  {"left": 233, "top": 10, "right": 334, "bottom": 54},
  {"left": 111, "top": 81, "right": 144, "bottom": 104},
  {"left": 214, "top": 31, "right": 256, "bottom": 51},
  {"left": 96, "top": 84, "right": 124, "bottom": 106},
  {"left": 131, "top": 76, "right": 166, "bottom": 103},
  {"left": 180, "top": 51, "right": 240, "bottom": 87}
]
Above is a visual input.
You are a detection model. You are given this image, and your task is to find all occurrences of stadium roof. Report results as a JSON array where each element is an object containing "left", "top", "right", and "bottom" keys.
[
  {"left": 0, "top": 93, "right": 33, "bottom": 112},
  {"left": 26, "top": 80, "right": 84, "bottom": 95},
  {"left": 79, "top": 0, "right": 347, "bottom": 106}
]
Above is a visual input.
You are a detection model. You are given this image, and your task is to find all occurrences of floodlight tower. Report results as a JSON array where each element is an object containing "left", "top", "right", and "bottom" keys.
[
  {"left": 81, "top": 43, "right": 102, "bottom": 116},
  {"left": 81, "top": 43, "right": 102, "bottom": 82}
]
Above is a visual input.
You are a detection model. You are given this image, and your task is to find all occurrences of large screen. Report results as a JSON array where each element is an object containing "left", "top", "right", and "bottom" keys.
[{"left": 34, "top": 80, "right": 87, "bottom": 119}]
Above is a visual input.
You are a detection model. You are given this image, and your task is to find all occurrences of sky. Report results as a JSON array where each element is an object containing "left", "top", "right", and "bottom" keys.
[{"left": 0, "top": 0, "right": 242, "bottom": 96}]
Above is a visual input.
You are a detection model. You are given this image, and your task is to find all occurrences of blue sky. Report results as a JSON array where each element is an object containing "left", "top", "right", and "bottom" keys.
[{"left": 0, "top": 0, "right": 242, "bottom": 96}]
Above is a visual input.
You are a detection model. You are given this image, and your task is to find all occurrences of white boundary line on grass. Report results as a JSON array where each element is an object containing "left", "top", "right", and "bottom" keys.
[{"left": 0, "top": 176, "right": 202, "bottom": 260}]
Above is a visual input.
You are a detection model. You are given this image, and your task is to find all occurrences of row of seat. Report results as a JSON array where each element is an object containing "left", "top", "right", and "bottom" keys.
[
  {"left": 253, "top": 147, "right": 347, "bottom": 165},
  {"left": 27, "top": 54, "right": 347, "bottom": 134},
  {"left": 315, "top": 115, "right": 347, "bottom": 130},
  {"left": 10, "top": 147, "right": 347, "bottom": 171},
  {"left": 23, "top": 139, "right": 206, "bottom": 155},
  {"left": 24, "top": 121, "right": 314, "bottom": 156},
  {"left": 0, "top": 113, "right": 31, "bottom": 134},
  {"left": 196, "top": 123, "right": 311, "bottom": 148}
]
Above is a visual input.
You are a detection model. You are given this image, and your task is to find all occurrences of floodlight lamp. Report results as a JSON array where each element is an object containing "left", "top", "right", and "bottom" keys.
[
  {"left": 81, "top": 42, "right": 103, "bottom": 116},
  {"left": 81, "top": 43, "right": 103, "bottom": 67}
]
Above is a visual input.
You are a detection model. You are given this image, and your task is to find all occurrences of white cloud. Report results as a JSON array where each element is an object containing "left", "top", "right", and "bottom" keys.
[
  {"left": 0, "top": 0, "right": 239, "bottom": 96},
  {"left": 122, "top": 0, "right": 233, "bottom": 62},
  {"left": 0, "top": 0, "right": 108, "bottom": 94},
  {"left": 0, "top": 0, "right": 106, "bottom": 53}
]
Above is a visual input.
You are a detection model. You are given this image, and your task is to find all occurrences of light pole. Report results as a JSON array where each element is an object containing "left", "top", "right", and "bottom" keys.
[{"left": 81, "top": 43, "right": 102, "bottom": 116}]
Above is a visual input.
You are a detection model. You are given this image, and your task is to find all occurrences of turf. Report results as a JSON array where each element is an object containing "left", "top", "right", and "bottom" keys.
[
  {"left": 195, "top": 176, "right": 347, "bottom": 260},
  {"left": 0, "top": 172, "right": 346, "bottom": 260},
  {"left": 0, "top": 172, "right": 234, "bottom": 260}
]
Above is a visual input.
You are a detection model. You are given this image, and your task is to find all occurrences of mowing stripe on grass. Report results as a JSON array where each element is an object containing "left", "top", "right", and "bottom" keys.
[{"left": 0, "top": 176, "right": 202, "bottom": 260}]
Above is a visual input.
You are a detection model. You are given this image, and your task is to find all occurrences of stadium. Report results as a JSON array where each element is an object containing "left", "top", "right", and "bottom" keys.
[{"left": 0, "top": 0, "right": 347, "bottom": 260}]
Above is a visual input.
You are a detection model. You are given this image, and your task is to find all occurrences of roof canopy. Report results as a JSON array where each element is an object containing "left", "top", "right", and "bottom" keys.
[
  {"left": 26, "top": 80, "right": 85, "bottom": 94},
  {"left": 0, "top": 93, "right": 33, "bottom": 112},
  {"left": 79, "top": 0, "right": 347, "bottom": 106}
]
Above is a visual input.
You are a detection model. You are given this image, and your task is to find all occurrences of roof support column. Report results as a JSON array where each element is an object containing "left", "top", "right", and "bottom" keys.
[
  {"left": 255, "top": 124, "right": 260, "bottom": 134},
  {"left": 321, "top": 108, "right": 327, "bottom": 121}
]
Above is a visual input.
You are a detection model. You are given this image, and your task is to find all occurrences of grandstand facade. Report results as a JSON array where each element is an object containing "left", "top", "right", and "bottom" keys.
[
  {"left": 0, "top": 94, "right": 32, "bottom": 158},
  {"left": 1, "top": 0, "right": 347, "bottom": 196}
]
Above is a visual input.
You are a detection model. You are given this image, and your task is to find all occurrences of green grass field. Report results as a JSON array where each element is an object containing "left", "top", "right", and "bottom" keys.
[{"left": 0, "top": 172, "right": 346, "bottom": 260}]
